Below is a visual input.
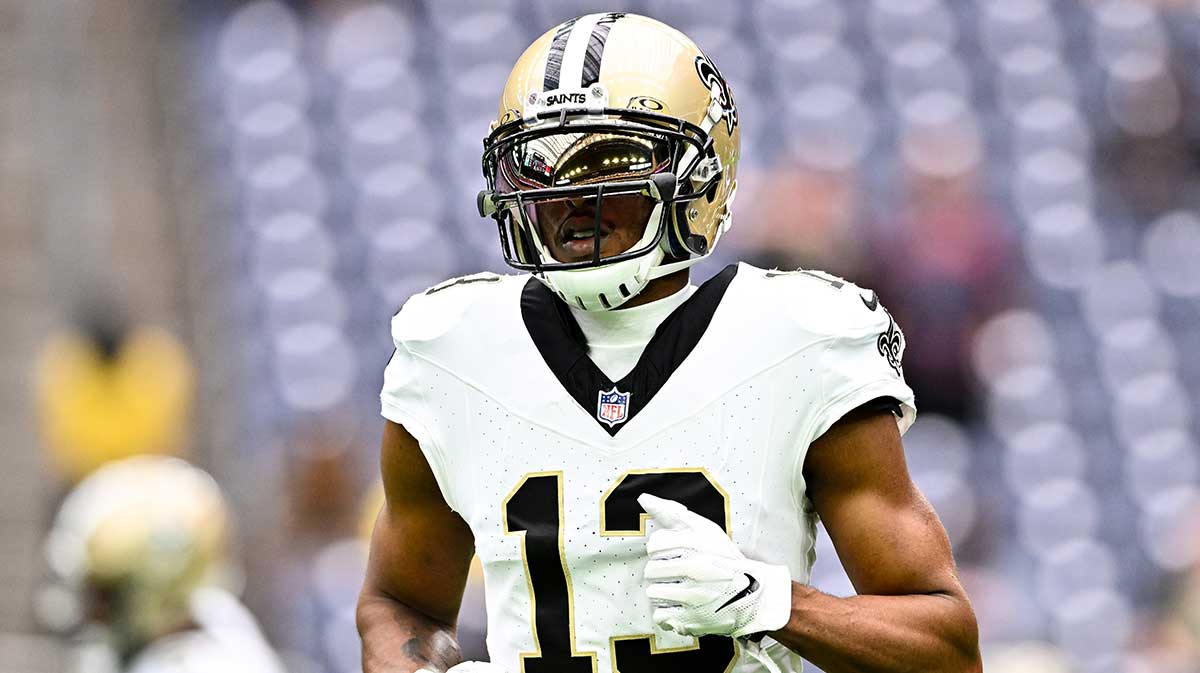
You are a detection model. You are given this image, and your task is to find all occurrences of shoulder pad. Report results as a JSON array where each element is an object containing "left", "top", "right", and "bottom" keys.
[
  {"left": 747, "top": 265, "right": 893, "bottom": 339},
  {"left": 393, "top": 272, "right": 518, "bottom": 344}
]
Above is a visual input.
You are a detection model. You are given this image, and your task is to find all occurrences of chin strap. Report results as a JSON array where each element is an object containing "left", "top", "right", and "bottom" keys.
[
  {"left": 647, "top": 256, "right": 700, "bottom": 280},
  {"left": 647, "top": 213, "right": 733, "bottom": 281}
]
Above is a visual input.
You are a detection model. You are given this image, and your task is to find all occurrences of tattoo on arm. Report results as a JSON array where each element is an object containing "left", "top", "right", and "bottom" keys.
[
  {"left": 397, "top": 619, "right": 462, "bottom": 672},
  {"left": 401, "top": 633, "right": 461, "bottom": 670},
  {"left": 402, "top": 638, "right": 431, "bottom": 666},
  {"left": 402, "top": 630, "right": 462, "bottom": 672},
  {"left": 359, "top": 594, "right": 464, "bottom": 673}
]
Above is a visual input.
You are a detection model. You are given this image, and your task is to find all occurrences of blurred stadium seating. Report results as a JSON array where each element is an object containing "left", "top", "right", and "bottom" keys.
[
  {"left": 186, "top": 2, "right": 1200, "bottom": 671},
  {"left": 4, "top": 0, "right": 1200, "bottom": 672}
]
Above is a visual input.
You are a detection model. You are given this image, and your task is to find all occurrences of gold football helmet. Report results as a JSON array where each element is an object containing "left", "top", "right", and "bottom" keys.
[
  {"left": 479, "top": 13, "right": 740, "bottom": 310},
  {"left": 45, "top": 456, "right": 231, "bottom": 655}
]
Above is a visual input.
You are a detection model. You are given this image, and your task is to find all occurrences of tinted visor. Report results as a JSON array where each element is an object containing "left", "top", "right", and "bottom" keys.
[
  {"left": 497, "top": 131, "right": 672, "bottom": 192},
  {"left": 492, "top": 131, "right": 672, "bottom": 266}
]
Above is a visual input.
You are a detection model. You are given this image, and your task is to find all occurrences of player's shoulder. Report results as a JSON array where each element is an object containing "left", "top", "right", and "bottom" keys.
[
  {"left": 127, "top": 631, "right": 239, "bottom": 673},
  {"left": 136, "top": 587, "right": 288, "bottom": 673},
  {"left": 129, "top": 628, "right": 285, "bottom": 673},
  {"left": 391, "top": 271, "right": 529, "bottom": 345},
  {"left": 733, "top": 262, "right": 895, "bottom": 339}
]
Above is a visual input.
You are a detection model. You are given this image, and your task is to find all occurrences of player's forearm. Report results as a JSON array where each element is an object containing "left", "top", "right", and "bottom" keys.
[
  {"left": 768, "top": 582, "right": 980, "bottom": 673},
  {"left": 357, "top": 592, "right": 464, "bottom": 673}
]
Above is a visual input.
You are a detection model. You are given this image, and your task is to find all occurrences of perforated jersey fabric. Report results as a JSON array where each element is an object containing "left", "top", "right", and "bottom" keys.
[{"left": 381, "top": 263, "right": 915, "bottom": 673}]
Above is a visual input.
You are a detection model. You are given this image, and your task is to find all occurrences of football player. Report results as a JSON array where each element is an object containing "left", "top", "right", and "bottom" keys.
[
  {"left": 359, "top": 14, "right": 981, "bottom": 673},
  {"left": 45, "top": 456, "right": 287, "bottom": 673}
]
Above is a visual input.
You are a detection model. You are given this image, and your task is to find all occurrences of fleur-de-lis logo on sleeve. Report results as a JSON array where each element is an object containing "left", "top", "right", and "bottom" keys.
[{"left": 876, "top": 313, "right": 905, "bottom": 376}]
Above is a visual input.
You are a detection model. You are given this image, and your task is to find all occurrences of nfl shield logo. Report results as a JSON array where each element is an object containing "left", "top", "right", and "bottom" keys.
[{"left": 596, "top": 387, "right": 631, "bottom": 428}]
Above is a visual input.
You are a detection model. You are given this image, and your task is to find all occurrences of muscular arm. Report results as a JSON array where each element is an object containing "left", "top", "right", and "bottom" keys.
[
  {"left": 357, "top": 421, "right": 475, "bottom": 673},
  {"left": 769, "top": 408, "right": 981, "bottom": 673}
]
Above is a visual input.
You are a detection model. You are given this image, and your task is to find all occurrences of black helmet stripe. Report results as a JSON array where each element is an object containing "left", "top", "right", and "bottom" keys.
[
  {"left": 543, "top": 13, "right": 626, "bottom": 92},
  {"left": 581, "top": 13, "right": 624, "bottom": 87},
  {"left": 542, "top": 18, "right": 577, "bottom": 92}
]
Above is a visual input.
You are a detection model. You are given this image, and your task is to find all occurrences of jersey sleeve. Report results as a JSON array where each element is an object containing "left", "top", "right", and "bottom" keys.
[
  {"left": 380, "top": 309, "right": 459, "bottom": 512},
  {"left": 807, "top": 306, "right": 917, "bottom": 444}
]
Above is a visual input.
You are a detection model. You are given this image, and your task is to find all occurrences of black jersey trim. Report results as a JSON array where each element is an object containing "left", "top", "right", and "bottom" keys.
[
  {"left": 858, "top": 396, "right": 903, "bottom": 418},
  {"left": 521, "top": 264, "right": 738, "bottom": 436}
]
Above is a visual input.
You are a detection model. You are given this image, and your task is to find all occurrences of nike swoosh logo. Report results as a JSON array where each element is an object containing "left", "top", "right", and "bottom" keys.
[
  {"left": 861, "top": 291, "right": 879, "bottom": 311},
  {"left": 715, "top": 573, "right": 759, "bottom": 612}
]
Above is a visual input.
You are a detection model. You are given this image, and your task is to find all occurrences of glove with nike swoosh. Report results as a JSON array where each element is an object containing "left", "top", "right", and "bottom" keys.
[{"left": 639, "top": 493, "right": 792, "bottom": 638}]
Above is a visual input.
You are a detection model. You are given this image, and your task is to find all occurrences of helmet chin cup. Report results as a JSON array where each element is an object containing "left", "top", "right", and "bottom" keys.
[
  {"left": 536, "top": 200, "right": 668, "bottom": 311},
  {"left": 541, "top": 245, "right": 665, "bottom": 311}
]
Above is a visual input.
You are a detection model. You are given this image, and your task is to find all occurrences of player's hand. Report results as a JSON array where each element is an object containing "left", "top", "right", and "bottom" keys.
[
  {"left": 441, "top": 663, "right": 511, "bottom": 673},
  {"left": 638, "top": 493, "right": 792, "bottom": 638}
]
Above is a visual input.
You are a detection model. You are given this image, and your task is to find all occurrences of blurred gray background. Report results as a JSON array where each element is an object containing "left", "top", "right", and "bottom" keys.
[{"left": 2, "top": 1, "right": 1200, "bottom": 672}]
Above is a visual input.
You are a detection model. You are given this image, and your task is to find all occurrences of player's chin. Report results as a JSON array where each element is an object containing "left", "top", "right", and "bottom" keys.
[
  {"left": 547, "top": 245, "right": 594, "bottom": 264},
  {"left": 593, "top": 234, "right": 640, "bottom": 261},
  {"left": 544, "top": 232, "right": 639, "bottom": 264}
]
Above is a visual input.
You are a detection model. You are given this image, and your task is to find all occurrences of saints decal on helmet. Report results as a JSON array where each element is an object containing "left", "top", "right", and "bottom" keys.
[{"left": 478, "top": 13, "right": 740, "bottom": 310}]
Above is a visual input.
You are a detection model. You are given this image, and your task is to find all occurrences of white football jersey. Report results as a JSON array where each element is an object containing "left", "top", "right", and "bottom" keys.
[{"left": 381, "top": 263, "right": 916, "bottom": 673}]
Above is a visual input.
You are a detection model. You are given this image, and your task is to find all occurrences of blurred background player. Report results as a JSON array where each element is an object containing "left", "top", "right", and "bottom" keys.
[{"left": 43, "top": 456, "right": 287, "bottom": 673}]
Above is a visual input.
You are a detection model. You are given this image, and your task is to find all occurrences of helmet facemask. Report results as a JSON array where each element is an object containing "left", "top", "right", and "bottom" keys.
[{"left": 480, "top": 107, "right": 723, "bottom": 310}]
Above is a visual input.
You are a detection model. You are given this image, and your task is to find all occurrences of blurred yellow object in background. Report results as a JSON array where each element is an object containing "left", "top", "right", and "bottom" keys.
[{"left": 35, "top": 326, "right": 194, "bottom": 483}]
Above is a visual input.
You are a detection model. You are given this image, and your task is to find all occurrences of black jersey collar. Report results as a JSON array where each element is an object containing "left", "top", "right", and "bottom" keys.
[{"left": 521, "top": 264, "right": 738, "bottom": 436}]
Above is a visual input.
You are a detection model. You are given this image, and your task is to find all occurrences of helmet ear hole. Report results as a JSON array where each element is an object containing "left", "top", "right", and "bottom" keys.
[
  {"left": 666, "top": 202, "right": 692, "bottom": 257},
  {"left": 667, "top": 202, "right": 710, "bottom": 256}
]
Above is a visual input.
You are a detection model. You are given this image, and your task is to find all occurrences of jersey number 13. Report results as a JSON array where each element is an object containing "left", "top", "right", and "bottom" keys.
[{"left": 502, "top": 469, "right": 737, "bottom": 673}]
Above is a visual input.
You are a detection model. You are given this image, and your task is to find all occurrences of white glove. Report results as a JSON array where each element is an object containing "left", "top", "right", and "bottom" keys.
[
  {"left": 442, "top": 663, "right": 511, "bottom": 673},
  {"left": 639, "top": 493, "right": 792, "bottom": 638}
]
